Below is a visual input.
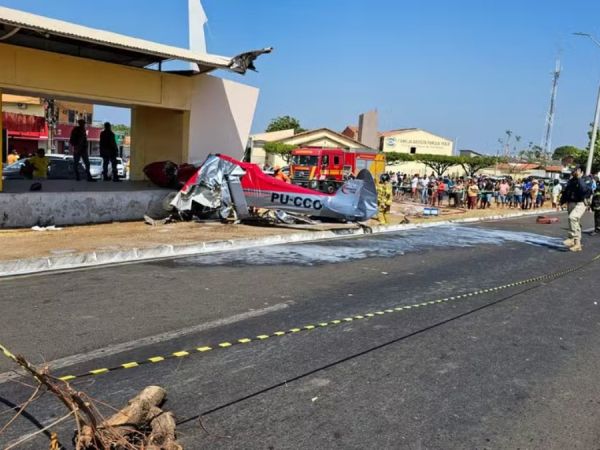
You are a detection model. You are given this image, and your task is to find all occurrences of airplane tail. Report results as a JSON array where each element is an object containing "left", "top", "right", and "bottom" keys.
[{"left": 322, "top": 169, "right": 378, "bottom": 221}]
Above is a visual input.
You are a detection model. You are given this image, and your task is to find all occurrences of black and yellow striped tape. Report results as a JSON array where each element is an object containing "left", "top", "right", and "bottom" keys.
[
  {"left": 54, "top": 260, "right": 592, "bottom": 382},
  {"left": 1, "top": 255, "right": 597, "bottom": 383}
]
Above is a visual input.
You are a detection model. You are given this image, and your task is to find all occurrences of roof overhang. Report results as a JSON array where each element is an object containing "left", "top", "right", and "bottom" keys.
[{"left": 0, "top": 6, "right": 271, "bottom": 74}]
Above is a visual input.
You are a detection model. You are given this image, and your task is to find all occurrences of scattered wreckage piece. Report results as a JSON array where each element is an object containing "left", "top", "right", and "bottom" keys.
[
  {"left": 145, "top": 154, "right": 378, "bottom": 225},
  {"left": 536, "top": 215, "right": 559, "bottom": 224}
]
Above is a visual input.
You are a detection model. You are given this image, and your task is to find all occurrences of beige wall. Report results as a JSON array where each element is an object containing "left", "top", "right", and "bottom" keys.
[
  {"left": 187, "top": 74, "right": 259, "bottom": 164},
  {"left": 0, "top": 42, "right": 192, "bottom": 110},
  {"left": 0, "top": 44, "right": 259, "bottom": 184},
  {"left": 250, "top": 146, "right": 288, "bottom": 168},
  {"left": 57, "top": 100, "right": 93, "bottom": 124},
  {"left": 1, "top": 94, "right": 44, "bottom": 116},
  {"left": 283, "top": 130, "right": 364, "bottom": 149},
  {"left": 130, "top": 106, "right": 190, "bottom": 180},
  {"left": 0, "top": 88, "right": 3, "bottom": 192},
  {"left": 2, "top": 102, "right": 44, "bottom": 116},
  {"left": 381, "top": 129, "right": 453, "bottom": 156},
  {"left": 249, "top": 130, "right": 296, "bottom": 167}
]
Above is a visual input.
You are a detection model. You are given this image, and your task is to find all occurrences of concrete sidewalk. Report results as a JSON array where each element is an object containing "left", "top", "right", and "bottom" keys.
[{"left": 0, "top": 206, "right": 558, "bottom": 277}]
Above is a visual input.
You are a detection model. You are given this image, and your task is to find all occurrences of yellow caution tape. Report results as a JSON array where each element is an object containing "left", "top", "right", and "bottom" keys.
[{"left": 0, "top": 256, "right": 592, "bottom": 384}]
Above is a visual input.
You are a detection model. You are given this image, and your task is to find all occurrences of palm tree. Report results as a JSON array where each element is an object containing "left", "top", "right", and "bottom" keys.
[
  {"left": 504, "top": 130, "right": 513, "bottom": 157},
  {"left": 514, "top": 135, "right": 522, "bottom": 155}
]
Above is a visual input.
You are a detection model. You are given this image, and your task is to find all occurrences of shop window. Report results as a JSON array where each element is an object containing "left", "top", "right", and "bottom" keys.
[
  {"left": 68, "top": 110, "right": 75, "bottom": 124},
  {"left": 410, "top": 147, "right": 417, "bottom": 154}
]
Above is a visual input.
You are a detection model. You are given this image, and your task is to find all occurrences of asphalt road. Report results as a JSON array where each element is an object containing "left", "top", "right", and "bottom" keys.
[{"left": 1, "top": 213, "right": 599, "bottom": 449}]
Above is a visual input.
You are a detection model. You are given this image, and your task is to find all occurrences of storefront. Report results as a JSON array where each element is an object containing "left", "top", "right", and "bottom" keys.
[
  {"left": 53, "top": 123, "right": 102, "bottom": 155},
  {"left": 4, "top": 112, "right": 48, "bottom": 156}
]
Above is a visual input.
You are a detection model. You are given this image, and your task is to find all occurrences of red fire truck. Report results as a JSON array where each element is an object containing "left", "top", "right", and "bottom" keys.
[{"left": 289, "top": 147, "right": 386, "bottom": 193}]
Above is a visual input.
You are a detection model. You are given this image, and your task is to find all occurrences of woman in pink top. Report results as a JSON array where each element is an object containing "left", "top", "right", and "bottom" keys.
[{"left": 498, "top": 180, "right": 510, "bottom": 208}]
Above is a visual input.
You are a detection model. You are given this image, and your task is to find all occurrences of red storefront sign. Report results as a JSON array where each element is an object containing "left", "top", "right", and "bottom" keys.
[
  {"left": 55, "top": 123, "right": 102, "bottom": 141},
  {"left": 3, "top": 112, "right": 48, "bottom": 139}
]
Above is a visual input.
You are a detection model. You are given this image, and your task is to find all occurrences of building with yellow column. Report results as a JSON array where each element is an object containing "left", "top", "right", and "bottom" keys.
[{"left": 0, "top": 4, "right": 271, "bottom": 227}]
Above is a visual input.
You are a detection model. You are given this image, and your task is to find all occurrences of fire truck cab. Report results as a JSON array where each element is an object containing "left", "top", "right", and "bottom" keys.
[{"left": 290, "top": 147, "right": 385, "bottom": 193}]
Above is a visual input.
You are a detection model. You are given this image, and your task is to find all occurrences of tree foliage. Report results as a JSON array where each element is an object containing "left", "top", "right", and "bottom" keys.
[
  {"left": 111, "top": 124, "right": 130, "bottom": 135},
  {"left": 552, "top": 145, "right": 583, "bottom": 161},
  {"left": 386, "top": 153, "right": 498, "bottom": 177},
  {"left": 263, "top": 142, "right": 296, "bottom": 163},
  {"left": 458, "top": 156, "right": 498, "bottom": 177},
  {"left": 265, "top": 116, "right": 306, "bottom": 134}
]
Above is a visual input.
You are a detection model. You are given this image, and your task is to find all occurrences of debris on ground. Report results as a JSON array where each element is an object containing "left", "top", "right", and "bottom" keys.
[
  {"left": 0, "top": 346, "right": 183, "bottom": 449},
  {"left": 536, "top": 215, "right": 560, "bottom": 224}
]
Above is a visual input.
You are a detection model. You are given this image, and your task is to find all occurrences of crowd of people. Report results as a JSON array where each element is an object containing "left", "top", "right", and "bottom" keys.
[
  {"left": 376, "top": 166, "right": 600, "bottom": 253},
  {"left": 386, "top": 172, "right": 565, "bottom": 211}
]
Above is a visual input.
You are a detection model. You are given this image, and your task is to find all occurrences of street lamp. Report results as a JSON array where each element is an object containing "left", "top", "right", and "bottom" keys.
[{"left": 573, "top": 32, "right": 600, "bottom": 175}]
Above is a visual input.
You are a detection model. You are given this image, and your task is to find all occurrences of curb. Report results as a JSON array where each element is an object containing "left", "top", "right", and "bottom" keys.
[{"left": 0, "top": 209, "right": 558, "bottom": 278}]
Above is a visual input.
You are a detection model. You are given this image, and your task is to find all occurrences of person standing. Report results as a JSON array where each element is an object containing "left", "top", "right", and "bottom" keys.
[
  {"left": 100, "top": 122, "right": 121, "bottom": 182},
  {"left": 467, "top": 179, "right": 480, "bottom": 210},
  {"left": 28, "top": 148, "right": 50, "bottom": 179},
  {"left": 69, "top": 119, "right": 94, "bottom": 181},
  {"left": 411, "top": 174, "right": 419, "bottom": 201},
  {"left": 7, "top": 149, "right": 20, "bottom": 165},
  {"left": 273, "top": 166, "right": 291, "bottom": 183},
  {"left": 498, "top": 179, "right": 509, "bottom": 208},
  {"left": 560, "top": 166, "right": 592, "bottom": 252},
  {"left": 530, "top": 180, "right": 540, "bottom": 209},
  {"left": 377, "top": 173, "right": 393, "bottom": 224},
  {"left": 591, "top": 181, "right": 600, "bottom": 236},
  {"left": 513, "top": 180, "right": 523, "bottom": 209},
  {"left": 551, "top": 179, "right": 563, "bottom": 211}
]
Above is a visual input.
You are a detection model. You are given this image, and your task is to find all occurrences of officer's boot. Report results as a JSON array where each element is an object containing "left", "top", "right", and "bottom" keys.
[{"left": 570, "top": 239, "right": 583, "bottom": 252}]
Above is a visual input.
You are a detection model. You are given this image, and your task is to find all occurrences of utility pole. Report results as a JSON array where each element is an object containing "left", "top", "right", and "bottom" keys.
[
  {"left": 542, "top": 59, "right": 561, "bottom": 159},
  {"left": 573, "top": 32, "right": 600, "bottom": 175}
]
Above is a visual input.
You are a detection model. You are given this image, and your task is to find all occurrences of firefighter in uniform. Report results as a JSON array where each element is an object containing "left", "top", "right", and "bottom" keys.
[{"left": 377, "top": 173, "right": 393, "bottom": 224}]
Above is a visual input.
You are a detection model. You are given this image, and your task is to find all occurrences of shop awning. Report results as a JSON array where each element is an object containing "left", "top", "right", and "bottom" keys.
[{"left": 0, "top": 6, "right": 271, "bottom": 74}]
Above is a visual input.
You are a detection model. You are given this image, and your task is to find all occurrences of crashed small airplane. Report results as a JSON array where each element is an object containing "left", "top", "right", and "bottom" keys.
[{"left": 152, "top": 154, "right": 378, "bottom": 223}]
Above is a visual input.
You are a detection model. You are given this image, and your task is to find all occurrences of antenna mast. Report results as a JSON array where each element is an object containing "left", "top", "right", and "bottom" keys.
[{"left": 542, "top": 59, "right": 561, "bottom": 158}]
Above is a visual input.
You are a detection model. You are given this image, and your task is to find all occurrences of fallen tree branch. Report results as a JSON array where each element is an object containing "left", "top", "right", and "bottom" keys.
[
  {"left": 0, "top": 345, "right": 184, "bottom": 449},
  {"left": 4, "top": 410, "right": 75, "bottom": 450},
  {"left": 0, "top": 383, "right": 42, "bottom": 434}
]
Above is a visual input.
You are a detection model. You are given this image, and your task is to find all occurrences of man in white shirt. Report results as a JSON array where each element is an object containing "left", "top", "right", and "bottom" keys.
[
  {"left": 551, "top": 180, "right": 562, "bottom": 211},
  {"left": 411, "top": 175, "right": 419, "bottom": 201}
]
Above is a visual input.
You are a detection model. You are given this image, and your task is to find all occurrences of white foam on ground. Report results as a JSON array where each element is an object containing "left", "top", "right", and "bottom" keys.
[{"left": 179, "top": 226, "right": 564, "bottom": 267}]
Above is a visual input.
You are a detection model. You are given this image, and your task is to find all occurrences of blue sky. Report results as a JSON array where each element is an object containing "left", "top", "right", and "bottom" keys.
[{"left": 2, "top": 0, "right": 600, "bottom": 154}]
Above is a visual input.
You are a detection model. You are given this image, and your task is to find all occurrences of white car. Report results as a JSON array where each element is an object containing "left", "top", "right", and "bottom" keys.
[{"left": 88, "top": 156, "right": 126, "bottom": 179}]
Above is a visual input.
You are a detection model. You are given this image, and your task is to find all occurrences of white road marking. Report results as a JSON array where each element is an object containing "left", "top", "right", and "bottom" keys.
[{"left": 0, "top": 302, "right": 290, "bottom": 384}]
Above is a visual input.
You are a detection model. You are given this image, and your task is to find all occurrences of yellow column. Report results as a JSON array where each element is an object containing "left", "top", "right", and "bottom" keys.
[{"left": 0, "top": 89, "right": 3, "bottom": 193}]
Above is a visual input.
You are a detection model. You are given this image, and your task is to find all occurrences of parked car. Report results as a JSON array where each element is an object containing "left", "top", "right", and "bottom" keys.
[
  {"left": 88, "top": 157, "right": 104, "bottom": 180},
  {"left": 88, "top": 156, "right": 126, "bottom": 179},
  {"left": 116, "top": 157, "right": 126, "bottom": 178},
  {"left": 2, "top": 155, "right": 87, "bottom": 180}
]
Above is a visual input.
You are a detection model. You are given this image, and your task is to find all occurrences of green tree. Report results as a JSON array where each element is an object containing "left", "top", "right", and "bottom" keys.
[
  {"left": 111, "top": 124, "right": 130, "bottom": 135},
  {"left": 458, "top": 156, "right": 498, "bottom": 177},
  {"left": 384, "top": 152, "right": 416, "bottom": 164},
  {"left": 580, "top": 126, "right": 600, "bottom": 173},
  {"left": 265, "top": 116, "right": 306, "bottom": 134},
  {"left": 417, "top": 154, "right": 460, "bottom": 177},
  {"left": 552, "top": 145, "right": 583, "bottom": 161},
  {"left": 263, "top": 142, "right": 296, "bottom": 163}
]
